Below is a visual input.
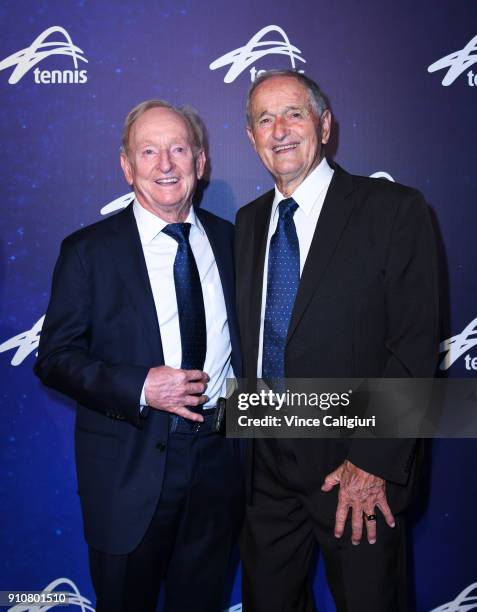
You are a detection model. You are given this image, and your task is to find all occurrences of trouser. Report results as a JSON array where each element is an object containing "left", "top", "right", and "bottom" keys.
[
  {"left": 241, "top": 439, "right": 408, "bottom": 612},
  {"left": 89, "top": 416, "right": 244, "bottom": 612}
]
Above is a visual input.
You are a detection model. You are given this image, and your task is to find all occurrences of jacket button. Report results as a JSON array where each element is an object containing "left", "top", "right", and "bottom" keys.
[{"left": 156, "top": 441, "right": 166, "bottom": 452}]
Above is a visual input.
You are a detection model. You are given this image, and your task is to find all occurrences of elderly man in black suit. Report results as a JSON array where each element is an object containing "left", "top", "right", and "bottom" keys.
[
  {"left": 235, "top": 70, "right": 438, "bottom": 612},
  {"left": 35, "top": 99, "right": 243, "bottom": 612}
]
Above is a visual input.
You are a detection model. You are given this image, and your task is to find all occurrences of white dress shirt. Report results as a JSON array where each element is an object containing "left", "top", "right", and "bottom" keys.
[
  {"left": 257, "top": 158, "right": 334, "bottom": 376},
  {"left": 133, "top": 201, "right": 234, "bottom": 408}
]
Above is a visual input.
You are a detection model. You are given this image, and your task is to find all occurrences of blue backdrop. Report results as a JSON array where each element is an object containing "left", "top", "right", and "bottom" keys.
[{"left": 1, "top": 1, "right": 476, "bottom": 610}]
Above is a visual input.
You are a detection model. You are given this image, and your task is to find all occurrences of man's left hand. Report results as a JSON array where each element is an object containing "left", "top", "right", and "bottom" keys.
[{"left": 321, "top": 460, "right": 395, "bottom": 545}]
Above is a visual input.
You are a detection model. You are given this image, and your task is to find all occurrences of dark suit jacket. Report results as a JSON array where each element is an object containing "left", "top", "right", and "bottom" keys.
[
  {"left": 235, "top": 162, "right": 439, "bottom": 516},
  {"left": 35, "top": 203, "right": 241, "bottom": 554}
]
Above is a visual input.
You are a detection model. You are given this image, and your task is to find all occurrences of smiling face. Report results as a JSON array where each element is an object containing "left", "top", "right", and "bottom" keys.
[
  {"left": 247, "top": 75, "right": 331, "bottom": 196},
  {"left": 120, "top": 107, "right": 205, "bottom": 222}
]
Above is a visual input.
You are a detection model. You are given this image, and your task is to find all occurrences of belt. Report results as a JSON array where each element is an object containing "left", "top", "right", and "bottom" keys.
[{"left": 169, "top": 409, "right": 217, "bottom": 434}]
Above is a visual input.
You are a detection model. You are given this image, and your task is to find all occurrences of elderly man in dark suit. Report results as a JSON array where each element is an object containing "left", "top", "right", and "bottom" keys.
[
  {"left": 235, "top": 70, "right": 438, "bottom": 612},
  {"left": 35, "top": 99, "right": 243, "bottom": 612}
]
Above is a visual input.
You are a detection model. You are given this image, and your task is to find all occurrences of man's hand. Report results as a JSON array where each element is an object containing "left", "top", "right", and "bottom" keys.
[
  {"left": 144, "top": 365, "right": 209, "bottom": 422},
  {"left": 321, "top": 460, "right": 395, "bottom": 545}
]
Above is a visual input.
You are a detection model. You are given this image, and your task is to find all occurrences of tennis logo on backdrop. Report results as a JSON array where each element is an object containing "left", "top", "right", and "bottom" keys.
[
  {"left": 209, "top": 25, "right": 306, "bottom": 83},
  {"left": 427, "top": 34, "right": 477, "bottom": 86},
  {"left": 0, "top": 26, "right": 88, "bottom": 85},
  {"left": 0, "top": 316, "right": 44, "bottom": 366},
  {"left": 439, "top": 318, "right": 477, "bottom": 371},
  {"left": 429, "top": 582, "right": 477, "bottom": 611}
]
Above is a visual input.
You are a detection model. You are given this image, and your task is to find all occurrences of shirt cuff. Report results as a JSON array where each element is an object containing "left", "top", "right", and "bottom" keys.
[{"left": 140, "top": 382, "right": 147, "bottom": 412}]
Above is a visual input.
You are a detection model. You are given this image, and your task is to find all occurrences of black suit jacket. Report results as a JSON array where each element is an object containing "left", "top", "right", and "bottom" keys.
[
  {"left": 35, "top": 203, "right": 241, "bottom": 554},
  {"left": 235, "top": 162, "right": 439, "bottom": 515}
]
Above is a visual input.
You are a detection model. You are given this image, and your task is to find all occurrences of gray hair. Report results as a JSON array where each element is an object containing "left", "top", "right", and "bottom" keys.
[
  {"left": 246, "top": 69, "right": 328, "bottom": 126},
  {"left": 121, "top": 99, "right": 205, "bottom": 157}
]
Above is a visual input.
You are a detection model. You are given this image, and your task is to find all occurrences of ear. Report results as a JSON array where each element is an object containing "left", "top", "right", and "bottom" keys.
[
  {"left": 320, "top": 110, "right": 332, "bottom": 145},
  {"left": 195, "top": 149, "right": 206, "bottom": 179},
  {"left": 120, "top": 153, "right": 134, "bottom": 186},
  {"left": 246, "top": 125, "right": 257, "bottom": 150}
]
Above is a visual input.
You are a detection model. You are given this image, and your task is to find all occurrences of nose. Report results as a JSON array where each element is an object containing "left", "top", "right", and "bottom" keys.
[
  {"left": 272, "top": 115, "right": 289, "bottom": 141},
  {"left": 157, "top": 149, "right": 173, "bottom": 173}
]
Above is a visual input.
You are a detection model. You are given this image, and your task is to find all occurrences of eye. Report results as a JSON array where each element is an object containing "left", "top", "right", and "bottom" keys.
[
  {"left": 257, "top": 116, "right": 272, "bottom": 126},
  {"left": 288, "top": 111, "right": 303, "bottom": 120},
  {"left": 143, "top": 148, "right": 155, "bottom": 155}
]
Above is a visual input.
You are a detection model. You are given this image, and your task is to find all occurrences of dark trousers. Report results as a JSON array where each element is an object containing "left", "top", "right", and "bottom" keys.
[
  {"left": 89, "top": 427, "right": 244, "bottom": 612},
  {"left": 240, "top": 439, "right": 408, "bottom": 612}
]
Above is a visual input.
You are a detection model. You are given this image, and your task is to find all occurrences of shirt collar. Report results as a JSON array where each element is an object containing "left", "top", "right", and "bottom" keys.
[
  {"left": 272, "top": 157, "right": 334, "bottom": 217},
  {"left": 133, "top": 200, "right": 204, "bottom": 245}
]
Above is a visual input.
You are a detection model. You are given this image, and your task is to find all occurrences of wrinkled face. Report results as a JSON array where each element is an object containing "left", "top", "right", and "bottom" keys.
[
  {"left": 120, "top": 107, "right": 205, "bottom": 220},
  {"left": 247, "top": 76, "right": 331, "bottom": 194}
]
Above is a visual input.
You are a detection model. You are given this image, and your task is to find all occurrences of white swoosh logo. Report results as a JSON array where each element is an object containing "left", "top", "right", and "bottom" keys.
[
  {"left": 369, "top": 171, "right": 395, "bottom": 182},
  {"left": 100, "top": 191, "right": 134, "bottom": 215},
  {"left": 427, "top": 34, "right": 477, "bottom": 86},
  {"left": 0, "top": 315, "right": 44, "bottom": 366},
  {"left": 209, "top": 25, "right": 305, "bottom": 83},
  {"left": 429, "top": 582, "right": 477, "bottom": 611},
  {"left": 0, "top": 26, "right": 87, "bottom": 84},
  {"left": 439, "top": 318, "right": 477, "bottom": 370}
]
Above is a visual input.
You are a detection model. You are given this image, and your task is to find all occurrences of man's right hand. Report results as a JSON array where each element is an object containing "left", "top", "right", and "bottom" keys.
[{"left": 144, "top": 366, "right": 209, "bottom": 422}]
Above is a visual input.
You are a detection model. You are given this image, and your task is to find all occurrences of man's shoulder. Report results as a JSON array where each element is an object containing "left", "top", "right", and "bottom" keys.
[
  {"left": 338, "top": 168, "right": 430, "bottom": 233},
  {"left": 61, "top": 206, "right": 130, "bottom": 250},
  {"left": 195, "top": 208, "right": 233, "bottom": 227},
  {"left": 329, "top": 164, "right": 426, "bottom": 221},
  {"left": 350, "top": 172, "right": 422, "bottom": 201},
  {"left": 196, "top": 206, "right": 233, "bottom": 231},
  {"left": 235, "top": 189, "right": 274, "bottom": 224}
]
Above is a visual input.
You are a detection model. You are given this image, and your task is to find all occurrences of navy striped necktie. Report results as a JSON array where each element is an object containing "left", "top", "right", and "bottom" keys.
[
  {"left": 162, "top": 223, "right": 207, "bottom": 371},
  {"left": 262, "top": 198, "right": 300, "bottom": 382}
]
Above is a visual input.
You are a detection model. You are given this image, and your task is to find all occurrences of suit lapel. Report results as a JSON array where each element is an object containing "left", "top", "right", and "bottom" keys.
[
  {"left": 248, "top": 192, "right": 274, "bottom": 369},
  {"left": 104, "top": 204, "right": 164, "bottom": 364},
  {"left": 196, "top": 208, "right": 241, "bottom": 373},
  {"left": 196, "top": 209, "right": 234, "bottom": 311},
  {"left": 287, "top": 164, "right": 355, "bottom": 343}
]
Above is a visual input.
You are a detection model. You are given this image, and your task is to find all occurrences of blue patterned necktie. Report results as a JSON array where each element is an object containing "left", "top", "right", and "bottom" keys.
[
  {"left": 162, "top": 223, "right": 207, "bottom": 370},
  {"left": 262, "top": 198, "right": 300, "bottom": 381}
]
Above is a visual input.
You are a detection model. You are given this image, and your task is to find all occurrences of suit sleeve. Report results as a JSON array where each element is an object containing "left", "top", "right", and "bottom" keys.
[
  {"left": 347, "top": 191, "right": 439, "bottom": 484},
  {"left": 34, "top": 237, "right": 149, "bottom": 427}
]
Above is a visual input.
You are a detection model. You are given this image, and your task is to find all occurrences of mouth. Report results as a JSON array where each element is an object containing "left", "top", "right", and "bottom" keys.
[
  {"left": 154, "top": 177, "right": 179, "bottom": 185},
  {"left": 272, "top": 142, "right": 299, "bottom": 154}
]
